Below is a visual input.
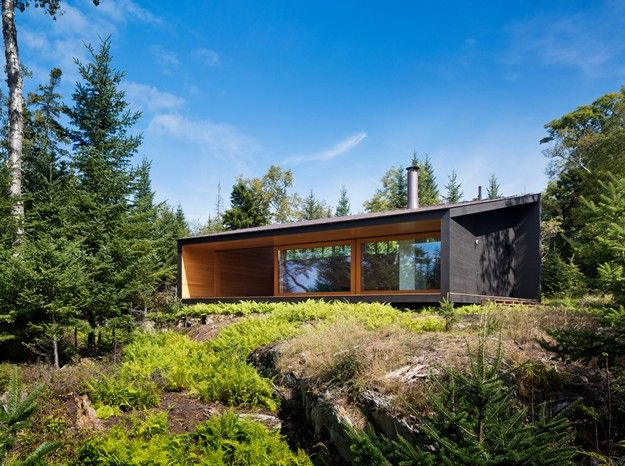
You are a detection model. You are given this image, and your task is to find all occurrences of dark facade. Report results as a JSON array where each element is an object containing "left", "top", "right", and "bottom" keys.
[{"left": 178, "top": 194, "right": 541, "bottom": 304}]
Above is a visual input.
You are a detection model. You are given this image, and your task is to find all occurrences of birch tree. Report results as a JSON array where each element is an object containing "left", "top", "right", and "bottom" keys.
[{"left": 1, "top": 0, "right": 99, "bottom": 243}]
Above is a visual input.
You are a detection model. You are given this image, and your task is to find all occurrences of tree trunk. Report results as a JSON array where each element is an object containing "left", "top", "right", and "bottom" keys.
[
  {"left": 52, "top": 333, "right": 59, "bottom": 369},
  {"left": 1, "top": 0, "right": 24, "bottom": 244}
]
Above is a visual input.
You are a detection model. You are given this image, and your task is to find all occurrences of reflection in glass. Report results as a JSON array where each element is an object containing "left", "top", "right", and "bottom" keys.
[
  {"left": 361, "top": 238, "right": 440, "bottom": 291},
  {"left": 279, "top": 244, "right": 351, "bottom": 293}
]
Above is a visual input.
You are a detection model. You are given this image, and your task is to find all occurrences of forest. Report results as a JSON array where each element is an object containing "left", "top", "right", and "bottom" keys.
[{"left": 0, "top": 2, "right": 624, "bottom": 465}]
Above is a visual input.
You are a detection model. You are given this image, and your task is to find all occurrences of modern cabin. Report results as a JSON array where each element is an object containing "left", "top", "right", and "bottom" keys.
[{"left": 178, "top": 170, "right": 540, "bottom": 305}]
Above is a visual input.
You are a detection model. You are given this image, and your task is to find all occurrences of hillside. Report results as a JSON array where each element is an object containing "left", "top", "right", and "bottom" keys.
[{"left": 3, "top": 299, "right": 622, "bottom": 464}]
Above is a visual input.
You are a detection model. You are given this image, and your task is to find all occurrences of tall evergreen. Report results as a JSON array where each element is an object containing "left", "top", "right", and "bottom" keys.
[
  {"left": 335, "top": 185, "right": 351, "bottom": 216},
  {"left": 222, "top": 178, "right": 270, "bottom": 230},
  {"left": 299, "top": 190, "right": 331, "bottom": 220},
  {"left": 364, "top": 166, "right": 407, "bottom": 212},
  {"left": 64, "top": 38, "right": 143, "bottom": 353},
  {"left": 444, "top": 170, "right": 463, "bottom": 203},
  {"left": 486, "top": 174, "right": 501, "bottom": 199},
  {"left": 412, "top": 152, "right": 440, "bottom": 206}
]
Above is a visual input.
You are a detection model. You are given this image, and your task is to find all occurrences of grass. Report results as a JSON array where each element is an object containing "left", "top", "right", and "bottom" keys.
[{"left": 89, "top": 301, "right": 445, "bottom": 414}]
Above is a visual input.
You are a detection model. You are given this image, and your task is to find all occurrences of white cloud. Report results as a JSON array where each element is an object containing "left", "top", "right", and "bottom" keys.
[
  {"left": 147, "top": 113, "right": 258, "bottom": 162},
  {"left": 283, "top": 131, "right": 367, "bottom": 165},
  {"left": 123, "top": 82, "right": 185, "bottom": 113},
  {"left": 98, "top": 0, "right": 162, "bottom": 25},
  {"left": 195, "top": 48, "right": 220, "bottom": 66},
  {"left": 504, "top": 12, "right": 625, "bottom": 76},
  {"left": 152, "top": 47, "right": 179, "bottom": 68}
]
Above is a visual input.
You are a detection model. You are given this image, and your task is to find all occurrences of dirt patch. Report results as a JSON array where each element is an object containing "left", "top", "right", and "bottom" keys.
[
  {"left": 182, "top": 315, "right": 243, "bottom": 341},
  {"left": 160, "top": 392, "right": 221, "bottom": 433}
]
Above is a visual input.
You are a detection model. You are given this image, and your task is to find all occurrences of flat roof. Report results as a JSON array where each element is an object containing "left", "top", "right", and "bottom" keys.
[{"left": 179, "top": 193, "right": 540, "bottom": 246}]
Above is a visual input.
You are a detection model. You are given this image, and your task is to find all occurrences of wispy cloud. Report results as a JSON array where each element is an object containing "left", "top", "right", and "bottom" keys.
[
  {"left": 147, "top": 113, "right": 258, "bottom": 165},
  {"left": 194, "top": 48, "right": 220, "bottom": 66},
  {"left": 151, "top": 47, "right": 180, "bottom": 68},
  {"left": 504, "top": 10, "right": 625, "bottom": 77},
  {"left": 97, "top": 0, "right": 162, "bottom": 25},
  {"left": 20, "top": 0, "right": 162, "bottom": 83},
  {"left": 123, "top": 82, "right": 185, "bottom": 113},
  {"left": 283, "top": 131, "right": 367, "bottom": 165}
]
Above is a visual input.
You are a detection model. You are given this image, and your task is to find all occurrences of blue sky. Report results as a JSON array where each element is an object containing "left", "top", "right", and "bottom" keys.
[{"left": 14, "top": 0, "right": 625, "bottom": 222}]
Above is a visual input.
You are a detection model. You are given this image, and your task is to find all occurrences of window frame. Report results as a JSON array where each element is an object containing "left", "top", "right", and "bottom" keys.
[
  {"left": 355, "top": 232, "right": 441, "bottom": 295},
  {"left": 274, "top": 239, "right": 356, "bottom": 296},
  {"left": 273, "top": 231, "right": 441, "bottom": 297}
]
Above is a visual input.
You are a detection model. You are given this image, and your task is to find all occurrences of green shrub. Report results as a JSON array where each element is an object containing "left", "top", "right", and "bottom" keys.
[
  {"left": 85, "top": 375, "right": 160, "bottom": 411},
  {"left": 437, "top": 297, "right": 458, "bottom": 331},
  {"left": 78, "top": 411, "right": 311, "bottom": 465},
  {"left": 542, "top": 252, "right": 587, "bottom": 298},
  {"left": 348, "top": 336, "right": 578, "bottom": 465}
]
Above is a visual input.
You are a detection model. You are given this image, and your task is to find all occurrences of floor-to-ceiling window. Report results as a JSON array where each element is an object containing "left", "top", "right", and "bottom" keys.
[
  {"left": 360, "top": 237, "right": 441, "bottom": 291},
  {"left": 278, "top": 243, "right": 351, "bottom": 293}
]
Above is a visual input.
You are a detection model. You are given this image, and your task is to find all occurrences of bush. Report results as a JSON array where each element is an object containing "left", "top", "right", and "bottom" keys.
[
  {"left": 85, "top": 375, "right": 160, "bottom": 411},
  {"left": 542, "top": 251, "right": 587, "bottom": 298},
  {"left": 78, "top": 411, "right": 311, "bottom": 465},
  {"left": 348, "top": 336, "right": 578, "bottom": 465}
]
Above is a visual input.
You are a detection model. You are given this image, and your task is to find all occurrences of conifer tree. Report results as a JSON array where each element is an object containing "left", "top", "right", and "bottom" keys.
[
  {"left": 64, "top": 38, "right": 143, "bottom": 354},
  {"left": 299, "top": 190, "right": 331, "bottom": 220},
  {"left": 445, "top": 170, "right": 463, "bottom": 203},
  {"left": 364, "top": 166, "right": 407, "bottom": 212},
  {"left": 222, "top": 178, "right": 270, "bottom": 230},
  {"left": 335, "top": 185, "right": 351, "bottom": 216},
  {"left": 412, "top": 152, "right": 440, "bottom": 206},
  {"left": 349, "top": 331, "right": 577, "bottom": 465},
  {"left": 486, "top": 174, "right": 501, "bottom": 199}
]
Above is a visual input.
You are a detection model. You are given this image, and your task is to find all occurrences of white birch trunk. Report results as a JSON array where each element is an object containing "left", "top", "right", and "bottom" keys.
[{"left": 1, "top": 0, "right": 24, "bottom": 243}]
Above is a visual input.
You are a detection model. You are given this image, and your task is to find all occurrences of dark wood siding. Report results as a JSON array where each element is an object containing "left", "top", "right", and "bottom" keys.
[{"left": 448, "top": 201, "right": 540, "bottom": 300}]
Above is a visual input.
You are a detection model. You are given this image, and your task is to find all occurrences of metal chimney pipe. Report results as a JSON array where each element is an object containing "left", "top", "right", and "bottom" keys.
[
  {"left": 478, "top": 185, "right": 482, "bottom": 200},
  {"left": 406, "top": 166, "right": 420, "bottom": 209}
]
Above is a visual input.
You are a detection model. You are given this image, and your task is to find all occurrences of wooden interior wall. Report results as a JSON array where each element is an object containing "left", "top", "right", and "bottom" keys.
[
  {"left": 181, "top": 246, "right": 216, "bottom": 299},
  {"left": 216, "top": 247, "right": 274, "bottom": 296}
]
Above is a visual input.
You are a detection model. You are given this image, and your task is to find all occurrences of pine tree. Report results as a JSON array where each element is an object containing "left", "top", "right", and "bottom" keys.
[
  {"left": 64, "top": 38, "right": 143, "bottom": 354},
  {"left": 412, "top": 152, "right": 440, "bottom": 206},
  {"left": 222, "top": 178, "right": 270, "bottom": 230},
  {"left": 364, "top": 166, "right": 407, "bottom": 212},
  {"left": 349, "top": 330, "right": 577, "bottom": 465},
  {"left": 0, "top": 368, "right": 59, "bottom": 463},
  {"left": 335, "top": 185, "right": 351, "bottom": 216},
  {"left": 486, "top": 174, "right": 501, "bottom": 199},
  {"left": 299, "top": 190, "right": 331, "bottom": 220},
  {"left": 445, "top": 170, "right": 463, "bottom": 203}
]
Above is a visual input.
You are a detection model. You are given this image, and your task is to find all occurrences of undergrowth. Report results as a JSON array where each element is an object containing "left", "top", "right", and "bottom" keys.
[
  {"left": 88, "top": 301, "right": 444, "bottom": 413},
  {"left": 78, "top": 411, "right": 311, "bottom": 465}
]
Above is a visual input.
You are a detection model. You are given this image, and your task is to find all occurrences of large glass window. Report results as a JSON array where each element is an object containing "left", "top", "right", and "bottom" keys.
[
  {"left": 279, "top": 244, "right": 351, "bottom": 293},
  {"left": 360, "top": 237, "right": 440, "bottom": 291}
]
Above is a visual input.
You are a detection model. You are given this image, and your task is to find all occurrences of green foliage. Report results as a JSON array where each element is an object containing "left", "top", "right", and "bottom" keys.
[
  {"left": 541, "top": 251, "right": 586, "bottom": 298},
  {"left": 364, "top": 165, "right": 408, "bottom": 212},
  {"left": 541, "top": 87, "right": 625, "bottom": 272},
  {"left": 437, "top": 297, "right": 458, "bottom": 331},
  {"left": 364, "top": 153, "right": 441, "bottom": 212},
  {"left": 86, "top": 375, "right": 160, "bottom": 412},
  {"left": 575, "top": 175, "right": 625, "bottom": 304},
  {"left": 542, "top": 306, "right": 625, "bottom": 366},
  {"left": 298, "top": 189, "right": 331, "bottom": 220},
  {"left": 444, "top": 169, "right": 463, "bottom": 203},
  {"left": 348, "top": 336, "right": 578, "bottom": 465},
  {"left": 413, "top": 152, "right": 440, "bottom": 206},
  {"left": 222, "top": 177, "right": 271, "bottom": 230},
  {"left": 335, "top": 185, "right": 351, "bottom": 216},
  {"left": 486, "top": 174, "right": 501, "bottom": 199},
  {"left": 0, "top": 367, "right": 59, "bottom": 465},
  {"left": 78, "top": 411, "right": 311, "bottom": 465}
]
